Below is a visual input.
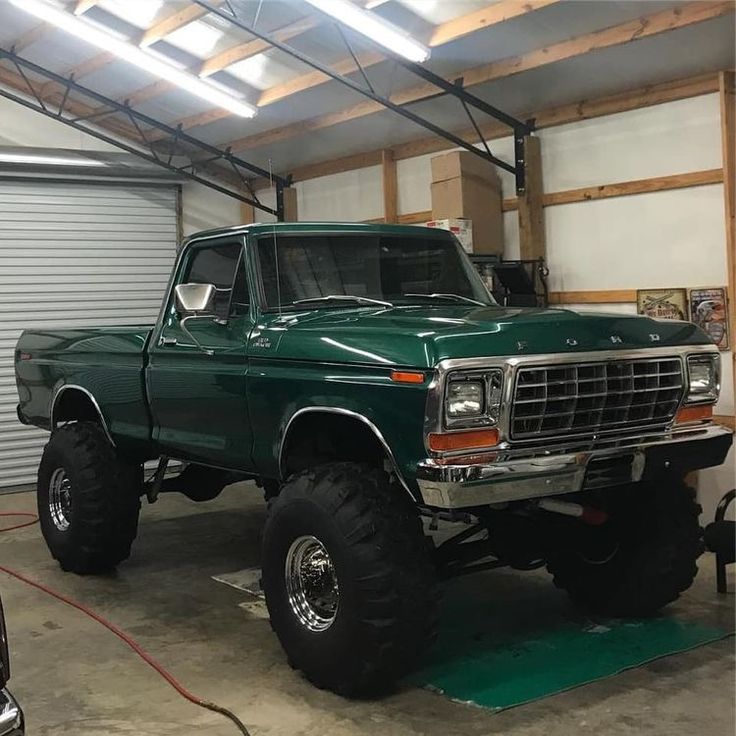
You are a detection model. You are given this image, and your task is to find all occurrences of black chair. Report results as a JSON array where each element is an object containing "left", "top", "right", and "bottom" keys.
[{"left": 704, "top": 489, "right": 735, "bottom": 594}]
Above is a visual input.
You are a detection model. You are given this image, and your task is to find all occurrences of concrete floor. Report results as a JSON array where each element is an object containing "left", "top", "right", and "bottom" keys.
[{"left": 1, "top": 483, "right": 734, "bottom": 736}]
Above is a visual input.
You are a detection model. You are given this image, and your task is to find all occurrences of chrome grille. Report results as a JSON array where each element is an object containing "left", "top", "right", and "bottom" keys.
[{"left": 511, "top": 358, "right": 684, "bottom": 440}]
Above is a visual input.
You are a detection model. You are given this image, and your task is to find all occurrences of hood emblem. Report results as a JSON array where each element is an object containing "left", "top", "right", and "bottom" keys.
[
  {"left": 517, "top": 340, "right": 528, "bottom": 351},
  {"left": 566, "top": 338, "right": 578, "bottom": 347},
  {"left": 649, "top": 333, "right": 661, "bottom": 342},
  {"left": 609, "top": 335, "right": 623, "bottom": 344}
]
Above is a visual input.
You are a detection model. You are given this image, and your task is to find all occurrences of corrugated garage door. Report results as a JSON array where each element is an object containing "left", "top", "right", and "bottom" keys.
[{"left": 0, "top": 180, "right": 179, "bottom": 491}]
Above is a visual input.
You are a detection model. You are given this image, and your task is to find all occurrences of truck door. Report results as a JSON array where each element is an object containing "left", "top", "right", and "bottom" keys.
[{"left": 147, "top": 235, "right": 255, "bottom": 469}]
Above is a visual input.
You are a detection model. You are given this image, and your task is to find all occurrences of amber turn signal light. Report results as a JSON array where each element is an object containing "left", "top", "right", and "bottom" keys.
[
  {"left": 428, "top": 428, "right": 500, "bottom": 452},
  {"left": 390, "top": 370, "right": 425, "bottom": 384},
  {"left": 675, "top": 404, "right": 713, "bottom": 424}
]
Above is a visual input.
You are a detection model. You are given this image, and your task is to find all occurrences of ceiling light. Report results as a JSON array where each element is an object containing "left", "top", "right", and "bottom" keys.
[
  {"left": 8, "top": 0, "right": 256, "bottom": 118},
  {"left": 303, "top": 0, "right": 430, "bottom": 63},
  {"left": 0, "top": 152, "right": 106, "bottom": 166}
]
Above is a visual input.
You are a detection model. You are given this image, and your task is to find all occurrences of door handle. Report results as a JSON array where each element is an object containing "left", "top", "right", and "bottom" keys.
[{"left": 159, "top": 336, "right": 177, "bottom": 346}]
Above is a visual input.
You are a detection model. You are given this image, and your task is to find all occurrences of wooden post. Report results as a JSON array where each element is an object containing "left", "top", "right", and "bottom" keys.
[
  {"left": 282, "top": 187, "right": 298, "bottom": 221},
  {"left": 240, "top": 201, "right": 255, "bottom": 224},
  {"left": 719, "top": 71, "right": 735, "bottom": 411},
  {"left": 517, "top": 135, "right": 546, "bottom": 261},
  {"left": 382, "top": 149, "right": 398, "bottom": 223}
]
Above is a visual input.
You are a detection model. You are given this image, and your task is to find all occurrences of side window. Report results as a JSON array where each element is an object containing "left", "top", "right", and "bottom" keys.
[{"left": 182, "top": 242, "right": 249, "bottom": 319}]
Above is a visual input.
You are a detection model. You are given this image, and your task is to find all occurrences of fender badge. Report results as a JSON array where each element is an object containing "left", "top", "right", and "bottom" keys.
[
  {"left": 517, "top": 340, "right": 528, "bottom": 351},
  {"left": 252, "top": 336, "right": 272, "bottom": 349},
  {"left": 609, "top": 335, "right": 623, "bottom": 344},
  {"left": 566, "top": 338, "right": 578, "bottom": 347},
  {"left": 649, "top": 333, "right": 661, "bottom": 342}
]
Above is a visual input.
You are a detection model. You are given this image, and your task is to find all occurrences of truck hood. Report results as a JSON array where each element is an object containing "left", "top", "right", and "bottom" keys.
[{"left": 254, "top": 305, "right": 709, "bottom": 367}]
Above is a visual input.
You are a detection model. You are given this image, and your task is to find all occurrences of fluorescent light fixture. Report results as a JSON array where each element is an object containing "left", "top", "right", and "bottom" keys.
[
  {"left": 303, "top": 0, "right": 430, "bottom": 63},
  {"left": 8, "top": 0, "right": 257, "bottom": 118},
  {"left": 0, "top": 152, "right": 106, "bottom": 167}
]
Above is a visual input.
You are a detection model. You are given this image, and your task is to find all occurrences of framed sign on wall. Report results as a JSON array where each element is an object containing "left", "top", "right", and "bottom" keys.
[
  {"left": 688, "top": 287, "right": 730, "bottom": 350},
  {"left": 637, "top": 289, "right": 688, "bottom": 321}
]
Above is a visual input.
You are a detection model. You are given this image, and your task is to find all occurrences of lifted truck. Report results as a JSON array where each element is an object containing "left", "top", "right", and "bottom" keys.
[{"left": 15, "top": 223, "right": 733, "bottom": 695}]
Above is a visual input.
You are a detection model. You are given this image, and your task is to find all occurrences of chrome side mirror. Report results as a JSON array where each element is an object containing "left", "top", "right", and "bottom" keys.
[
  {"left": 173, "top": 283, "right": 216, "bottom": 356},
  {"left": 175, "top": 283, "right": 215, "bottom": 315}
]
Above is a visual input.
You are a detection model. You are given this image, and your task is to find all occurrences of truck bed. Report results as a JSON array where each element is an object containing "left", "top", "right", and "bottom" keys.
[{"left": 15, "top": 325, "right": 155, "bottom": 451}]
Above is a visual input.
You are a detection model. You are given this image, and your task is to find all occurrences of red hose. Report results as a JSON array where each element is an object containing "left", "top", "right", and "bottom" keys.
[
  {"left": 0, "top": 512, "right": 39, "bottom": 532},
  {"left": 0, "top": 512, "right": 251, "bottom": 735}
]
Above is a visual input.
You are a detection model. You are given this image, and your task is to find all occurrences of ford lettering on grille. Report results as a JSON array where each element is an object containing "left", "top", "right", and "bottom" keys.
[{"left": 511, "top": 358, "right": 684, "bottom": 440}]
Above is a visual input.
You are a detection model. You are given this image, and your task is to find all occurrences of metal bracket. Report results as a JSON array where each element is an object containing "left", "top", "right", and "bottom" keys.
[{"left": 145, "top": 456, "right": 170, "bottom": 504}]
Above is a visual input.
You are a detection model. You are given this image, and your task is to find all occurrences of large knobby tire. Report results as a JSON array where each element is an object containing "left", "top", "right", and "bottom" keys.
[
  {"left": 37, "top": 421, "right": 141, "bottom": 575},
  {"left": 546, "top": 478, "right": 704, "bottom": 617},
  {"left": 261, "top": 462, "right": 438, "bottom": 696}
]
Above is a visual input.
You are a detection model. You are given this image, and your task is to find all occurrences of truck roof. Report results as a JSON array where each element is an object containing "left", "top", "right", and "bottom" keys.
[{"left": 183, "top": 221, "right": 448, "bottom": 246}]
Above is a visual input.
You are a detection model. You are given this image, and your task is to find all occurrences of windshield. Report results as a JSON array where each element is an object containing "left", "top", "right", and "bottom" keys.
[{"left": 257, "top": 233, "right": 494, "bottom": 310}]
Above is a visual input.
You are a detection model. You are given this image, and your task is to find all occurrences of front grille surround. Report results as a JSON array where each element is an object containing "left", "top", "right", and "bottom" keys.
[{"left": 510, "top": 357, "right": 685, "bottom": 441}]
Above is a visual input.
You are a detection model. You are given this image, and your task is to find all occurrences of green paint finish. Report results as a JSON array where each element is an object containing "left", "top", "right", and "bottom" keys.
[
  {"left": 14, "top": 223, "right": 717, "bottom": 480},
  {"left": 412, "top": 575, "right": 732, "bottom": 710}
]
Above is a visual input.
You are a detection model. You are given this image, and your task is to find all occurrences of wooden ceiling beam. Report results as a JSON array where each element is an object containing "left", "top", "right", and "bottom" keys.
[
  {"left": 74, "top": 0, "right": 102, "bottom": 14},
  {"left": 429, "top": 0, "right": 559, "bottom": 46},
  {"left": 139, "top": 2, "right": 218, "bottom": 48},
  {"left": 225, "top": 0, "right": 733, "bottom": 154},
  {"left": 10, "top": 22, "right": 53, "bottom": 53},
  {"left": 246, "top": 71, "right": 721, "bottom": 190},
  {"left": 199, "top": 15, "right": 320, "bottom": 78},
  {"left": 160, "top": 1, "right": 557, "bottom": 136}
]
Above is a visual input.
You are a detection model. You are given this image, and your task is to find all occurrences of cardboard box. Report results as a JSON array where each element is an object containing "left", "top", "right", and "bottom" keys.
[
  {"left": 425, "top": 218, "right": 473, "bottom": 253},
  {"left": 430, "top": 176, "right": 503, "bottom": 255},
  {"left": 431, "top": 150, "right": 501, "bottom": 187}
]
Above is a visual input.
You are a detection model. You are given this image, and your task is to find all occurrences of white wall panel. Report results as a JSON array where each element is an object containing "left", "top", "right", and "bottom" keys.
[
  {"left": 182, "top": 181, "right": 243, "bottom": 236},
  {"left": 541, "top": 94, "right": 722, "bottom": 192},
  {"left": 544, "top": 185, "right": 727, "bottom": 291},
  {"left": 296, "top": 166, "right": 382, "bottom": 222}
]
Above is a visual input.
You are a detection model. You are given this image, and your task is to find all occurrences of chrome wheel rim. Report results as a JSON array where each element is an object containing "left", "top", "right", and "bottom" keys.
[
  {"left": 49, "top": 468, "right": 72, "bottom": 532},
  {"left": 285, "top": 535, "right": 339, "bottom": 632}
]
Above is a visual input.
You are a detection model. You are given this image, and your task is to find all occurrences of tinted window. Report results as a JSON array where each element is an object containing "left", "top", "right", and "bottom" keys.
[
  {"left": 257, "top": 234, "right": 491, "bottom": 309},
  {"left": 183, "top": 242, "right": 249, "bottom": 318}
]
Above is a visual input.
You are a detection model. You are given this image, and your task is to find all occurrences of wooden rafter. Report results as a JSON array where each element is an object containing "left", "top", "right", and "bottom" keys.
[
  {"left": 158, "top": 1, "right": 558, "bottom": 135},
  {"left": 246, "top": 72, "right": 721, "bottom": 190},
  {"left": 10, "top": 22, "right": 53, "bottom": 53},
  {"left": 429, "top": 0, "right": 559, "bottom": 46},
  {"left": 199, "top": 15, "right": 320, "bottom": 78},
  {"left": 74, "top": 0, "right": 102, "bottom": 14},
  {"left": 224, "top": 0, "right": 733, "bottom": 154},
  {"left": 40, "top": 0, "right": 220, "bottom": 98}
]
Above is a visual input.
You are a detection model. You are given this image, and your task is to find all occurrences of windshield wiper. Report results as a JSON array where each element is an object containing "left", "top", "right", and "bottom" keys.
[
  {"left": 403, "top": 293, "right": 486, "bottom": 306},
  {"left": 291, "top": 294, "right": 394, "bottom": 308}
]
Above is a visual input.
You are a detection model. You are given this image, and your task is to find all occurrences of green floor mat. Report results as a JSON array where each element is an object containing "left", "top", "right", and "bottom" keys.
[{"left": 412, "top": 570, "right": 732, "bottom": 711}]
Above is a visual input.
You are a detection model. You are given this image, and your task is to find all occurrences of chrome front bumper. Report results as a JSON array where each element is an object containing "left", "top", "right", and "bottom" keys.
[
  {"left": 0, "top": 688, "right": 23, "bottom": 736},
  {"left": 416, "top": 424, "right": 733, "bottom": 509}
]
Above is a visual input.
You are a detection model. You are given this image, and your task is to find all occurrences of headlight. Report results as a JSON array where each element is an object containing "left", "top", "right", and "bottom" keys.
[
  {"left": 686, "top": 354, "right": 720, "bottom": 403},
  {"left": 446, "top": 380, "right": 483, "bottom": 417},
  {"left": 444, "top": 369, "right": 503, "bottom": 428}
]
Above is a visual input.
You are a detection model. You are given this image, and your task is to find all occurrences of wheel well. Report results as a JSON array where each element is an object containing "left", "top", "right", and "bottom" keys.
[
  {"left": 53, "top": 388, "right": 104, "bottom": 428},
  {"left": 281, "top": 412, "right": 390, "bottom": 479}
]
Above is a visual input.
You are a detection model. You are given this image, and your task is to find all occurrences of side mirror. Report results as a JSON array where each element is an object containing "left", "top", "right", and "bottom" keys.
[{"left": 175, "top": 283, "right": 215, "bottom": 315}]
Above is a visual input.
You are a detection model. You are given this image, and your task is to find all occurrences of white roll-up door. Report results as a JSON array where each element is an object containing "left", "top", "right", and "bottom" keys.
[{"left": 0, "top": 180, "right": 179, "bottom": 491}]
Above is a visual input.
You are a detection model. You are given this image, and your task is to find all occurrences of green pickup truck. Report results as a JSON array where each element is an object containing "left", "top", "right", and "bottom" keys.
[{"left": 15, "top": 222, "right": 732, "bottom": 695}]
